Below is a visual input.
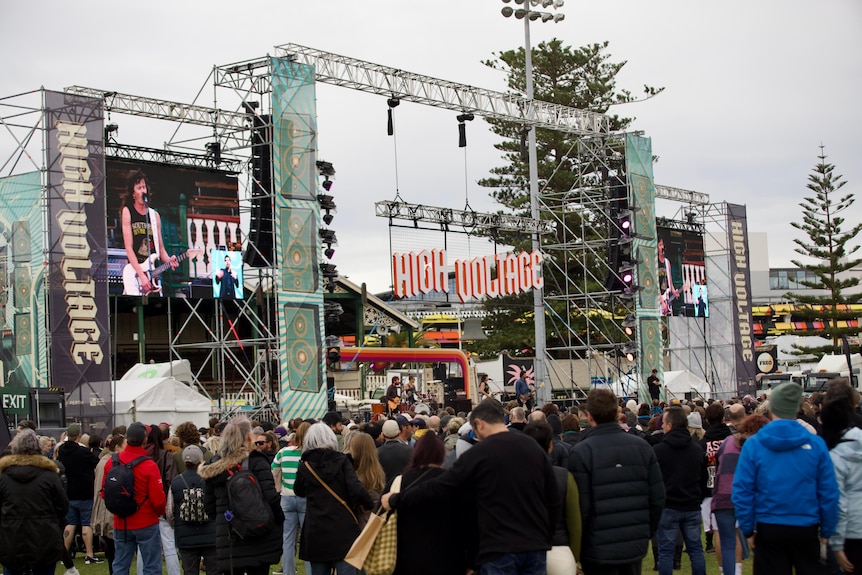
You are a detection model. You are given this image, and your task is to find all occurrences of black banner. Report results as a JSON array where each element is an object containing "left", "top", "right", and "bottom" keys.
[
  {"left": 727, "top": 204, "right": 756, "bottom": 395},
  {"left": 44, "top": 91, "right": 112, "bottom": 433}
]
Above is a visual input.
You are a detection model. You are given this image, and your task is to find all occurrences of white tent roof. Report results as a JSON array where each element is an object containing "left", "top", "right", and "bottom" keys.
[
  {"left": 114, "top": 377, "right": 211, "bottom": 428},
  {"left": 120, "top": 360, "right": 194, "bottom": 386},
  {"left": 664, "top": 370, "right": 711, "bottom": 396}
]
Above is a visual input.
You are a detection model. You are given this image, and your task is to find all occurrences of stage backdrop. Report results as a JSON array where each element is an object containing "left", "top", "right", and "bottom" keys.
[{"left": 44, "top": 90, "right": 112, "bottom": 433}]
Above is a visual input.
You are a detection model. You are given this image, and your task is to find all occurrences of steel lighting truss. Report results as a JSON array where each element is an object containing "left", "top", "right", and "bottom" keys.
[{"left": 374, "top": 200, "right": 556, "bottom": 236}]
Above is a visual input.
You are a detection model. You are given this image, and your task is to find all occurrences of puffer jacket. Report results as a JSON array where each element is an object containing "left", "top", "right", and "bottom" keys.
[
  {"left": 568, "top": 422, "right": 666, "bottom": 565},
  {"left": 293, "top": 447, "right": 373, "bottom": 563},
  {"left": 199, "top": 448, "right": 283, "bottom": 571},
  {"left": 0, "top": 454, "right": 68, "bottom": 570},
  {"left": 829, "top": 426, "right": 862, "bottom": 552}
]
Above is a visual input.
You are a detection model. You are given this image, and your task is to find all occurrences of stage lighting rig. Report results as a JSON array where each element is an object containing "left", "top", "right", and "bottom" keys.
[
  {"left": 622, "top": 341, "right": 637, "bottom": 362},
  {"left": 623, "top": 314, "right": 637, "bottom": 336},
  {"left": 457, "top": 112, "right": 474, "bottom": 148},
  {"left": 319, "top": 229, "right": 337, "bottom": 247},
  {"left": 318, "top": 194, "right": 336, "bottom": 225}
]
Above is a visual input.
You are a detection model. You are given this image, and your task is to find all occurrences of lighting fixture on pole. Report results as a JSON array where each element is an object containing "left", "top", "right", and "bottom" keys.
[{"left": 501, "top": 0, "right": 564, "bottom": 406}]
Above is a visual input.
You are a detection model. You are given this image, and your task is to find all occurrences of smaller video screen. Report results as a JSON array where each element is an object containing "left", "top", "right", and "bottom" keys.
[{"left": 211, "top": 250, "right": 244, "bottom": 300}]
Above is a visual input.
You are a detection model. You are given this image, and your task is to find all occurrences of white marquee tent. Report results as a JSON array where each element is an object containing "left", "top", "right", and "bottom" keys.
[
  {"left": 113, "top": 377, "right": 211, "bottom": 428},
  {"left": 663, "top": 370, "right": 711, "bottom": 399}
]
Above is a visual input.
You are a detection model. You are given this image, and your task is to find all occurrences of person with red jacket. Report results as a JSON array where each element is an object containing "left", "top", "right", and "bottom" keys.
[{"left": 101, "top": 422, "right": 166, "bottom": 575}]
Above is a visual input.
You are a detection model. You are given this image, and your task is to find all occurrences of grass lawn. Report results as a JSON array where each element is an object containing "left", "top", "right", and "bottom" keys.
[{"left": 60, "top": 542, "right": 755, "bottom": 575}]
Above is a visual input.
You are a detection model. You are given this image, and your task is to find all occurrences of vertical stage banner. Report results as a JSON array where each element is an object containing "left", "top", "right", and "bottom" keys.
[
  {"left": 726, "top": 203, "right": 756, "bottom": 394},
  {"left": 625, "top": 134, "right": 662, "bottom": 402},
  {"left": 270, "top": 58, "right": 327, "bottom": 420},
  {"left": 44, "top": 90, "right": 112, "bottom": 432},
  {"left": 0, "top": 172, "right": 48, "bottom": 389}
]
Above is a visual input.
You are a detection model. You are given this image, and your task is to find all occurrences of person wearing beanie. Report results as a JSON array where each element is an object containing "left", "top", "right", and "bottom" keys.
[
  {"left": 102, "top": 422, "right": 167, "bottom": 575},
  {"left": 732, "top": 384, "right": 839, "bottom": 574},
  {"left": 377, "top": 418, "right": 412, "bottom": 490}
]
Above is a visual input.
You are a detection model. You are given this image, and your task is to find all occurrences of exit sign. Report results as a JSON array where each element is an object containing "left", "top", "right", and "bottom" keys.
[{"left": 1, "top": 389, "right": 29, "bottom": 415}]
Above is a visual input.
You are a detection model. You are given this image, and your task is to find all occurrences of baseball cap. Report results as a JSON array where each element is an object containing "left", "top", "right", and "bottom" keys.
[
  {"left": 411, "top": 418, "right": 427, "bottom": 429},
  {"left": 126, "top": 422, "right": 148, "bottom": 446},
  {"left": 382, "top": 419, "right": 400, "bottom": 438},
  {"left": 273, "top": 425, "right": 288, "bottom": 439},
  {"left": 66, "top": 422, "right": 81, "bottom": 438},
  {"left": 395, "top": 414, "right": 410, "bottom": 427},
  {"left": 182, "top": 445, "right": 204, "bottom": 465}
]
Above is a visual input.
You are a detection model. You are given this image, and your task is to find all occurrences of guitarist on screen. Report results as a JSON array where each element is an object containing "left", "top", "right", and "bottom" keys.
[{"left": 121, "top": 169, "right": 178, "bottom": 295}]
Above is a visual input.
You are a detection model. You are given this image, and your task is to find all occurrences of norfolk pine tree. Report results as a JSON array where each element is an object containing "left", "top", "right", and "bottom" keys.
[{"left": 787, "top": 145, "right": 862, "bottom": 356}]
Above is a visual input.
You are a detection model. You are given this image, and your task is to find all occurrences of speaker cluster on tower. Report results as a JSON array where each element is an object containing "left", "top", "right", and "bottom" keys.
[
  {"left": 316, "top": 160, "right": 338, "bottom": 293},
  {"left": 245, "top": 111, "right": 274, "bottom": 268}
]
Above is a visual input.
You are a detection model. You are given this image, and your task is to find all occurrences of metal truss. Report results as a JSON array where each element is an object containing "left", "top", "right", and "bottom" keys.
[
  {"left": 106, "top": 143, "right": 243, "bottom": 172},
  {"left": 656, "top": 184, "right": 709, "bottom": 205},
  {"left": 267, "top": 44, "right": 610, "bottom": 136},
  {"left": 374, "top": 200, "right": 555, "bottom": 235}
]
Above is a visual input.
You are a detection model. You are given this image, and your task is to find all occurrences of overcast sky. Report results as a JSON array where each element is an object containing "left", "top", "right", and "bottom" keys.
[{"left": 2, "top": 0, "right": 860, "bottom": 294}]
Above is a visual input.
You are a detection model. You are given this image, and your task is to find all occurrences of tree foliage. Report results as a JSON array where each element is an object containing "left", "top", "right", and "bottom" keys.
[
  {"left": 473, "top": 39, "right": 662, "bottom": 359},
  {"left": 786, "top": 145, "right": 862, "bottom": 356}
]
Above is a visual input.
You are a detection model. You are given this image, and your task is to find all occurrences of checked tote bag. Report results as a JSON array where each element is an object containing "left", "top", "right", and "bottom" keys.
[{"left": 345, "top": 475, "right": 403, "bottom": 575}]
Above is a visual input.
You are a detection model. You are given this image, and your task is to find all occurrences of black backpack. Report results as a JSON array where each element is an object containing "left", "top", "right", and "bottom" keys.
[
  {"left": 177, "top": 474, "right": 209, "bottom": 523},
  {"left": 224, "top": 457, "right": 275, "bottom": 539},
  {"left": 103, "top": 453, "right": 150, "bottom": 518}
]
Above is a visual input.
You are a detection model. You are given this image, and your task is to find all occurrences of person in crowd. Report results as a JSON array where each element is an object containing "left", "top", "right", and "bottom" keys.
[
  {"left": 92, "top": 433, "right": 126, "bottom": 575},
  {"left": 172, "top": 421, "right": 213, "bottom": 472},
  {"left": 392, "top": 432, "right": 466, "bottom": 575},
  {"left": 322, "top": 412, "right": 346, "bottom": 451},
  {"left": 144, "top": 424, "right": 179, "bottom": 575},
  {"left": 384, "top": 398, "right": 559, "bottom": 574},
  {"left": 294, "top": 422, "right": 373, "bottom": 575},
  {"left": 345, "top": 431, "right": 386, "bottom": 525},
  {"left": 57, "top": 422, "right": 103, "bottom": 565},
  {"left": 687, "top": 411, "right": 706, "bottom": 440},
  {"left": 272, "top": 421, "right": 310, "bottom": 575},
  {"left": 102, "top": 422, "right": 167, "bottom": 575},
  {"left": 253, "top": 431, "right": 278, "bottom": 464},
  {"left": 443, "top": 417, "right": 464, "bottom": 452},
  {"left": 199, "top": 416, "right": 283, "bottom": 575},
  {"left": 820, "top": 393, "right": 862, "bottom": 573},
  {"left": 377, "top": 417, "right": 413, "bottom": 489},
  {"left": 508, "top": 406, "right": 527, "bottom": 432},
  {"left": 712, "top": 414, "right": 769, "bottom": 575},
  {"left": 700, "top": 401, "right": 733, "bottom": 556},
  {"left": 168, "top": 445, "right": 216, "bottom": 575},
  {"left": 726, "top": 403, "right": 746, "bottom": 433},
  {"left": 560, "top": 413, "right": 581, "bottom": 447},
  {"left": 523, "top": 421, "right": 582, "bottom": 575},
  {"left": 0, "top": 429, "right": 69, "bottom": 575},
  {"left": 568, "top": 388, "right": 665, "bottom": 575},
  {"left": 732, "top": 383, "right": 839, "bottom": 575},
  {"left": 654, "top": 406, "right": 708, "bottom": 575}
]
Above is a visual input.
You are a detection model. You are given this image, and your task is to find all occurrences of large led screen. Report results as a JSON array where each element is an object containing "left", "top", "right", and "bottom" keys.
[
  {"left": 105, "top": 159, "right": 241, "bottom": 298},
  {"left": 657, "top": 225, "right": 707, "bottom": 318}
]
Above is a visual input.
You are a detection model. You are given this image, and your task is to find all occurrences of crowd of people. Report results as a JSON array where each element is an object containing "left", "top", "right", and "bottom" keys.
[{"left": 1, "top": 376, "right": 860, "bottom": 575}]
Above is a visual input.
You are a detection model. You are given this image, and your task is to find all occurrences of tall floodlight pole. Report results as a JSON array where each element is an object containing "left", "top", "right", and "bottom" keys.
[{"left": 501, "top": 0, "right": 564, "bottom": 404}]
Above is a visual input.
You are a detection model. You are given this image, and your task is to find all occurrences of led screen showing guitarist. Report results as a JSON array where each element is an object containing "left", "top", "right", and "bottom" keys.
[{"left": 120, "top": 170, "right": 179, "bottom": 295}]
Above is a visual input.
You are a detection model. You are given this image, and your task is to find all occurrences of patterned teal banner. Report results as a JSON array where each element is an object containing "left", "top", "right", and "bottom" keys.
[{"left": 271, "top": 57, "right": 327, "bottom": 421}]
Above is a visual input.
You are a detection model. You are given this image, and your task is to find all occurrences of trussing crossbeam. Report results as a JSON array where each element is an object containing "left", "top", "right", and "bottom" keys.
[
  {"left": 655, "top": 184, "right": 709, "bottom": 205},
  {"left": 266, "top": 44, "right": 610, "bottom": 136},
  {"left": 64, "top": 86, "right": 250, "bottom": 131},
  {"left": 374, "top": 200, "right": 555, "bottom": 235}
]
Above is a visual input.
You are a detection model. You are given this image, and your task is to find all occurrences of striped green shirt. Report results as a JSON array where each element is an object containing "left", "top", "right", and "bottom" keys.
[{"left": 272, "top": 445, "right": 302, "bottom": 495}]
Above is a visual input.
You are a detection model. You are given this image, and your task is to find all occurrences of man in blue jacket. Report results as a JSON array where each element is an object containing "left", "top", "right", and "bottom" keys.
[{"left": 732, "top": 382, "right": 839, "bottom": 575}]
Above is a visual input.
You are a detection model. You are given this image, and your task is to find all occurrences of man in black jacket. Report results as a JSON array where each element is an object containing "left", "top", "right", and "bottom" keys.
[
  {"left": 57, "top": 422, "right": 102, "bottom": 564},
  {"left": 654, "top": 406, "right": 708, "bottom": 575},
  {"left": 568, "top": 388, "right": 665, "bottom": 575},
  {"left": 383, "top": 398, "right": 559, "bottom": 574}
]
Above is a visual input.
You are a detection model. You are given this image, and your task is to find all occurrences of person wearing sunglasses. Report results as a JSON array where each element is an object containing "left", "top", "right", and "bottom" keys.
[{"left": 254, "top": 432, "right": 278, "bottom": 465}]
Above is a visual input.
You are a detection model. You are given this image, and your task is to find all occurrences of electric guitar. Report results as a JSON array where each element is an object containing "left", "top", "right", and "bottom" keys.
[
  {"left": 519, "top": 382, "right": 545, "bottom": 404},
  {"left": 122, "top": 249, "right": 201, "bottom": 296},
  {"left": 660, "top": 281, "right": 691, "bottom": 316}
]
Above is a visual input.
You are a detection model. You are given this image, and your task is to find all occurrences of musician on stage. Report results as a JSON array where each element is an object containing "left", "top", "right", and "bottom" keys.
[
  {"left": 121, "top": 169, "right": 177, "bottom": 295},
  {"left": 384, "top": 375, "right": 401, "bottom": 415},
  {"left": 402, "top": 375, "right": 417, "bottom": 405}
]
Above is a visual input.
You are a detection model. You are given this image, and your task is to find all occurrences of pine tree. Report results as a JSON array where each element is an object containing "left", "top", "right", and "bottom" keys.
[
  {"left": 473, "top": 39, "right": 661, "bottom": 359},
  {"left": 787, "top": 145, "right": 862, "bottom": 356}
]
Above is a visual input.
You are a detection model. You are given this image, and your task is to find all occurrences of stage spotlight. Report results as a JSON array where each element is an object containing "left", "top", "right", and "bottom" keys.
[
  {"left": 553, "top": 13, "right": 565, "bottom": 22},
  {"left": 316, "top": 160, "right": 335, "bottom": 177},
  {"left": 319, "top": 229, "right": 338, "bottom": 246},
  {"left": 501, "top": 6, "right": 514, "bottom": 16},
  {"left": 515, "top": 8, "right": 527, "bottom": 18},
  {"left": 618, "top": 208, "right": 633, "bottom": 235},
  {"left": 324, "top": 247, "right": 335, "bottom": 259},
  {"left": 622, "top": 341, "right": 637, "bottom": 362},
  {"left": 623, "top": 313, "right": 637, "bottom": 336},
  {"left": 322, "top": 178, "right": 333, "bottom": 192}
]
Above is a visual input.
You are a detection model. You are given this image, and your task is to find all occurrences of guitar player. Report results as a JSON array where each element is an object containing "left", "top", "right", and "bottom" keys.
[
  {"left": 515, "top": 370, "right": 534, "bottom": 410},
  {"left": 384, "top": 375, "right": 401, "bottom": 415},
  {"left": 121, "top": 169, "right": 178, "bottom": 295}
]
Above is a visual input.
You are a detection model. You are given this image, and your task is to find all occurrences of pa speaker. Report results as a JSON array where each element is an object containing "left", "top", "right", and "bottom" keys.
[
  {"left": 14, "top": 267, "right": 31, "bottom": 307},
  {"left": 280, "top": 208, "right": 316, "bottom": 293},
  {"left": 14, "top": 313, "right": 31, "bottom": 355},
  {"left": 12, "top": 221, "right": 30, "bottom": 263}
]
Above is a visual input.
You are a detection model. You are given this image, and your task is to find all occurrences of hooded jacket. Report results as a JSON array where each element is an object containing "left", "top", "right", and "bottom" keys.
[
  {"left": 654, "top": 427, "right": 707, "bottom": 511},
  {"left": 732, "top": 419, "right": 839, "bottom": 538},
  {"left": 829, "top": 426, "right": 862, "bottom": 551},
  {"left": 102, "top": 443, "right": 167, "bottom": 531},
  {"left": 294, "top": 447, "right": 373, "bottom": 563},
  {"left": 0, "top": 454, "right": 68, "bottom": 570},
  {"left": 700, "top": 422, "right": 732, "bottom": 497},
  {"left": 199, "top": 447, "right": 283, "bottom": 571},
  {"left": 56, "top": 439, "right": 99, "bottom": 500}
]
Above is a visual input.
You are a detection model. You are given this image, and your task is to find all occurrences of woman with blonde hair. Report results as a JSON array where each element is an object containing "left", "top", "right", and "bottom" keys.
[
  {"left": 199, "top": 416, "right": 283, "bottom": 575},
  {"left": 294, "top": 422, "right": 372, "bottom": 575},
  {"left": 345, "top": 432, "right": 385, "bottom": 524}
]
